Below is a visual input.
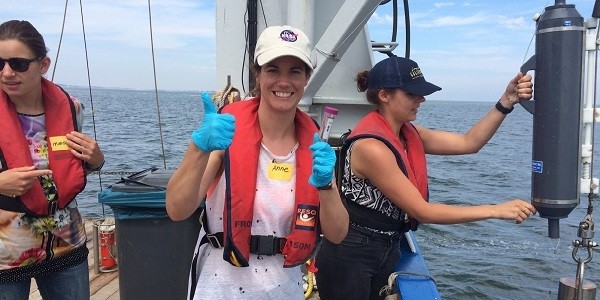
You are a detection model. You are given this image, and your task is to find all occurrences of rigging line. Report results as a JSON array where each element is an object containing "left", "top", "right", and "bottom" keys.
[
  {"left": 51, "top": 0, "right": 69, "bottom": 81},
  {"left": 241, "top": 0, "right": 269, "bottom": 97},
  {"left": 402, "top": 0, "right": 410, "bottom": 59},
  {"left": 381, "top": 0, "right": 398, "bottom": 58},
  {"left": 522, "top": 21, "right": 536, "bottom": 65},
  {"left": 246, "top": 0, "right": 259, "bottom": 93},
  {"left": 390, "top": 0, "right": 397, "bottom": 44},
  {"left": 147, "top": 0, "right": 167, "bottom": 170},
  {"left": 523, "top": 1, "right": 551, "bottom": 65},
  {"left": 54, "top": 0, "right": 106, "bottom": 216},
  {"left": 77, "top": 0, "right": 103, "bottom": 189},
  {"left": 77, "top": 0, "right": 105, "bottom": 217},
  {"left": 258, "top": 0, "right": 267, "bottom": 30}
]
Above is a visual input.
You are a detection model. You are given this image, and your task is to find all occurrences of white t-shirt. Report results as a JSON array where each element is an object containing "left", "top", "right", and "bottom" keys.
[{"left": 190, "top": 143, "right": 304, "bottom": 300}]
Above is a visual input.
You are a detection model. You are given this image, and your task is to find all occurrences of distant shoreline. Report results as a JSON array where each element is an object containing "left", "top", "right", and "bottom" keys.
[
  {"left": 60, "top": 83, "right": 212, "bottom": 94},
  {"left": 61, "top": 85, "right": 493, "bottom": 103}
]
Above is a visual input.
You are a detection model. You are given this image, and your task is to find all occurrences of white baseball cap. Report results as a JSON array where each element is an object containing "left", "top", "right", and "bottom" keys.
[{"left": 254, "top": 25, "right": 315, "bottom": 70}]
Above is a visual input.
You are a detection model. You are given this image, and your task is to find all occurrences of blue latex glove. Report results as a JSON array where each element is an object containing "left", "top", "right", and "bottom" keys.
[
  {"left": 191, "top": 92, "right": 235, "bottom": 152},
  {"left": 309, "top": 133, "right": 336, "bottom": 188}
]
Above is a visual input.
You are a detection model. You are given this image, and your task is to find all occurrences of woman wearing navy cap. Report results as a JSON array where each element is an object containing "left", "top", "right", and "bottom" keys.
[{"left": 315, "top": 56, "right": 536, "bottom": 300}]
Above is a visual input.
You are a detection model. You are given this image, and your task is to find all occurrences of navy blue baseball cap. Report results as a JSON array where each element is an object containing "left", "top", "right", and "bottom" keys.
[{"left": 367, "top": 56, "right": 441, "bottom": 96}]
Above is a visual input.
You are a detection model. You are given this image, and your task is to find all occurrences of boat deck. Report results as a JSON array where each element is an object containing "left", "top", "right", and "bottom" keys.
[{"left": 27, "top": 219, "right": 320, "bottom": 299}]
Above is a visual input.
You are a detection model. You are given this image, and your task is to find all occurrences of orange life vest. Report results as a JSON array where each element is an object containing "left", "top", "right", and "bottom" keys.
[
  {"left": 0, "top": 78, "right": 86, "bottom": 216},
  {"left": 344, "top": 110, "right": 428, "bottom": 231},
  {"left": 220, "top": 98, "right": 320, "bottom": 267}
]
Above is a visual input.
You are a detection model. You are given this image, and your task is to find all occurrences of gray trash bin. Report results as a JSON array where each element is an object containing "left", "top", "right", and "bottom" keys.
[{"left": 98, "top": 168, "right": 202, "bottom": 300}]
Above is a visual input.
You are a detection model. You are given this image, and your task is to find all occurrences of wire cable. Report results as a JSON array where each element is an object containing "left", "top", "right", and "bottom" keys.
[{"left": 146, "top": 0, "right": 167, "bottom": 170}]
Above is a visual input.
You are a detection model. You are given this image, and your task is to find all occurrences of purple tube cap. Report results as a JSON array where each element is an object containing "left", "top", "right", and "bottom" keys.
[{"left": 324, "top": 106, "right": 338, "bottom": 116}]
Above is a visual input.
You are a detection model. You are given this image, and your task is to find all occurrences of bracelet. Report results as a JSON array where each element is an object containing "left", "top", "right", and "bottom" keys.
[
  {"left": 85, "top": 159, "right": 105, "bottom": 172},
  {"left": 495, "top": 100, "right": 514, "bottom": 115}
]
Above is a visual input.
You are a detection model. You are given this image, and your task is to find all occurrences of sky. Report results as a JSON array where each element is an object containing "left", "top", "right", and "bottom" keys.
[{"left": 0, "top": 0, "right": 596, "bottom": 101}]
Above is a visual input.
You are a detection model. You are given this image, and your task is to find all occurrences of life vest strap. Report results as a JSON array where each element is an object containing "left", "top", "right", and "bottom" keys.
[{"left": 200, "top": 232, "right": 286, "bottom": 256}]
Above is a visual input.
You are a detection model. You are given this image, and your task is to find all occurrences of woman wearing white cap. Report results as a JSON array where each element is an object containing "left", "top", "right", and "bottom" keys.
[
  {"left": 314, "top": 56, "right": 537, "bottom": 300},
  {"left": 166, "top": 25, "right": 348, "bottom": 299}
]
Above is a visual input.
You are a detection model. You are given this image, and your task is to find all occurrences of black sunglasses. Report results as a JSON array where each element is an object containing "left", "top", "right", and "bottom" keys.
[{"left": 0, "top": 57, "right": 42, "bottom": 73}]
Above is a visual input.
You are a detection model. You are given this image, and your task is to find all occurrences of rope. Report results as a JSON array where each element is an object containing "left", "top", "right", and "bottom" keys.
[
  {"left": 54, "top": 0, "right": 106, "bottom": 215},
  {"left": 53, "top": 0, "right": 168, "bottom": 188},
  {"left": 51, "top": 0, "right": 69, "bottom": 81},
  {"left": 76, "top": 0, "right": 104, "bottom": 195},
  {"left": 147, "top": 0, "right": 168, "bottom": 170}
]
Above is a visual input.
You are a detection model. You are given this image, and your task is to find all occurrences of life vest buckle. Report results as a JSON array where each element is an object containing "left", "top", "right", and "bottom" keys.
[{"left": 250, "top": 235, "right": 284, "bottom": 256}]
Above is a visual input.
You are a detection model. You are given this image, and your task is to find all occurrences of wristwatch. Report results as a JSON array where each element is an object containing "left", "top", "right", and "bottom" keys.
[{"left": 495, "top": 100, "right": 514, "bottom": 114}]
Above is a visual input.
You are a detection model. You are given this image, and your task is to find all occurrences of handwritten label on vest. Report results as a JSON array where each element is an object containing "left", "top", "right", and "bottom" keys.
[
  {"left": 49, "top": 136, "right": 69, "bottom": 151},
  {"left": 267, "top": 162, "right": 293, "bottom": 181}
]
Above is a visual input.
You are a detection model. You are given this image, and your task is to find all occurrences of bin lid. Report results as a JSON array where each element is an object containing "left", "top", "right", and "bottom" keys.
[
  {"left": 98, "top": 168, "right": 175, "bottom": 219},
  {"left": 110, "top": 167, "right": 174, "bottom": 193},
  {"left": 98, "top": 188, "right": 167, "bottom": 208}
]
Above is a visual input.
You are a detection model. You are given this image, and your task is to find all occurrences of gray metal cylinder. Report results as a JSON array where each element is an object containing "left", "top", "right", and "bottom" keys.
[
  {"left": 558, "top": 277, "right": 597, "bottom": 300},
  {"left": 530, "top": 3, "right": 584, "bottom": 238}
]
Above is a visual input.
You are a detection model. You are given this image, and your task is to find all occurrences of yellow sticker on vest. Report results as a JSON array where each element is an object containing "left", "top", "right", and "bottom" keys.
[
  {"left": 268, "top": 162, "right": 293, "bottom": 181},
  {"left": 49, "top": 136, "right": 70, "bottom": 151}
]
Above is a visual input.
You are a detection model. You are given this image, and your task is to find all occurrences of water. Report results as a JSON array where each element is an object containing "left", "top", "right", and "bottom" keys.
[{"left": 66, "top": 86, "right": 600, "bottom": 299}]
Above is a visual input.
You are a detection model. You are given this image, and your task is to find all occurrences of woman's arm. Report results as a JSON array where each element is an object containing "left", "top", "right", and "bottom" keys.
[
  {"left": 351, "top": 138, "right": 536, "bottom": 224},
  {"left": 167, "top": 93, "right": 234, "bottom": 221},
  {"left": 166, "top": 143, "right": 223, "bottom": 221},
  {"left": 318, "top": 179, "right": 349, "bottom": 244},
  {"left": 418, "top": 72, "right": 533, "bottom": 155},
  {"left": 309, "top": 133, "right": 349, "bottom": 243}
]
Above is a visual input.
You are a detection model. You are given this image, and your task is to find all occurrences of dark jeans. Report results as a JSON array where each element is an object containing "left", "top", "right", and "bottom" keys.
[
  {"left": 0, "top": 260, "right": 90, "bottom": 300},
  {"left": 315, "top": 223, "right": 401, "bottom": 300}
]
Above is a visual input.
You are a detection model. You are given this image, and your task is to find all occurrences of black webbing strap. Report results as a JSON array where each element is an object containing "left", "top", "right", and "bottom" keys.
[{"left": 199, "top": 231, "right": 285, "bottom": 256}]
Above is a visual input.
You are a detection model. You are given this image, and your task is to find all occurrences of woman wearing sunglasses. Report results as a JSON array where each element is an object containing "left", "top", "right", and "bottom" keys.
[{"left": 0, "top": 20, "right": 105, "bottom": 300}]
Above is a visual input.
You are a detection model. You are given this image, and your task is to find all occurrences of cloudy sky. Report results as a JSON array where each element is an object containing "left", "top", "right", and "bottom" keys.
[{"left": 0, "top": 0, "right": 595, "bottom": 101}]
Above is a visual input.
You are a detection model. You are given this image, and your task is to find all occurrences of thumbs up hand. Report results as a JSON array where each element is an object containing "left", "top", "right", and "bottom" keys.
[
  {"left": 309, "top": 133, "right": 336, "bottom": 189},
  {"left": 191, "top": 92, "right": 235, "bottom": 152}
]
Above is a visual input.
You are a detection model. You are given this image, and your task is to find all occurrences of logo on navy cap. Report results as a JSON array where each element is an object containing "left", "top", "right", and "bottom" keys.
[{"left": 410, "top": 67, "right": 423, "bottom": 80}]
